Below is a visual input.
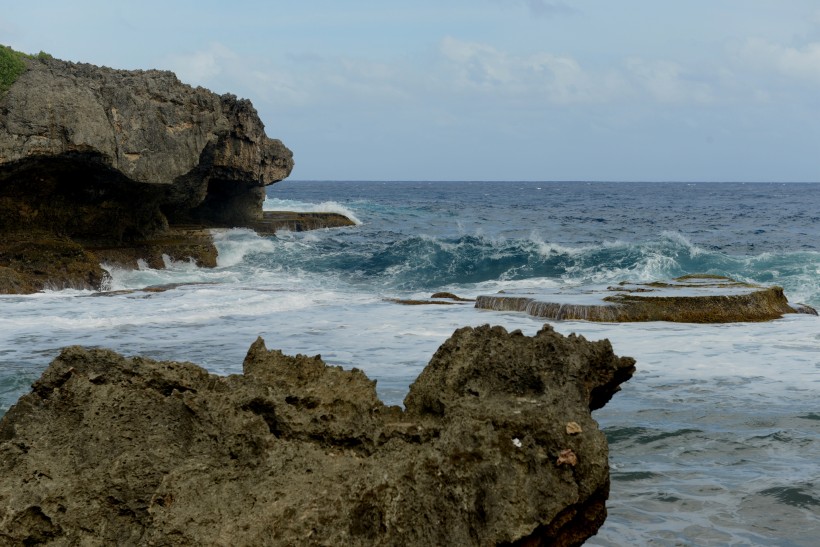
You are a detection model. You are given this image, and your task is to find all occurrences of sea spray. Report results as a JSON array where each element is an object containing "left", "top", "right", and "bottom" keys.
[{"left": 264, "top": 197, "right": 363, "bottom": 225}]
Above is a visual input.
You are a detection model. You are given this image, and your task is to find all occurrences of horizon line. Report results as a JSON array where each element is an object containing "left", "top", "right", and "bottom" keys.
[{"left": 282, "top": 179, "right": 820, "bottom": 184}]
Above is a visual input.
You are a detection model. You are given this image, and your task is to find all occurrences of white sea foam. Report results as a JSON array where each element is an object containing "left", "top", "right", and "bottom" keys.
[
  {"left": 211, "top": 228, "right": 278, "bottom": 267},
  {"left": 263, "top": 197, "right": 363, "bottom": 225},
  {"left": 659, "top": 230, "right": 706, "bottom": 256}
]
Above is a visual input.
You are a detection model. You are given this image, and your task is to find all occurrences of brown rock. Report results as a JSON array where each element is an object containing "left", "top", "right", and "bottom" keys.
[
  {"left": 0, "top": 230, "right": 109, "bottom": 292},
  {"left": 250, "top": 211, "right": 357, "bottom": 235},
  {"left": 556, "top": 449, "right": 579, "bottom": 467},
  {"left": 566, "top": 422, "right": 583, "bottom": 435},
  {"left": 475, "top": 275, "right": 818, "bottom": 323},
  {"left": 0, "top": 324, "right": 635, "bottom": 546}
]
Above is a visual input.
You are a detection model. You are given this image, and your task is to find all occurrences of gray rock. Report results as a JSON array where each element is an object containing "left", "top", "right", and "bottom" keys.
[
  {"left": 0, "top": 324, "right": 635, "bottom": 546},
  {"left": 0, "top": 53, "right": 301, "bottom": 293},
  {"left": 0, "top": 56, "right": 293, "bottom": 227}
]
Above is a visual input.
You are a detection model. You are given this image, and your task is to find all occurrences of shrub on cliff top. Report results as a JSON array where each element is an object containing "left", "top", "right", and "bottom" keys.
[
  {"left": 0, "top": 45, "right": 29, "bottom": 94},
  {"left": 0, "top": 45, "right": 50, "bottom": 94}
]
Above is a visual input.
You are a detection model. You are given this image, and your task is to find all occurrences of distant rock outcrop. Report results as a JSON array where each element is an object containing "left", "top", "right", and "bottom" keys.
[
  {"left": 476, "top": 275, "right": 818, "bottom": 323},
  {"left": 0, "top": 325, "right": 635, "bottom": 546},
  {"left": 0, "top": 50, "right": 347, "bottom": 293}
]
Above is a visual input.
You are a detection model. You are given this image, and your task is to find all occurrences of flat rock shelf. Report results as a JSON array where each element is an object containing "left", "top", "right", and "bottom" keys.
[{"left": 475, "top": 275, "right": 818, "bottom": 323}]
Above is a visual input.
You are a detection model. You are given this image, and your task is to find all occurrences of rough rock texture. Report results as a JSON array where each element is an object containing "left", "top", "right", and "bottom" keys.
[
  {"left": 0, "top": 55, "right": 292, "bottom": 225},
  {"left": 0, "top": 52, "right": 305, "bottom": 293},
  {"left": 476, "top": 275, "right": 818, "bottom": 323},
  {"left": 0, "top": 230, "right": 109, "bottom": 293},
  {"left": 0, "top": 325, "right": 634, "bottom": 546}
]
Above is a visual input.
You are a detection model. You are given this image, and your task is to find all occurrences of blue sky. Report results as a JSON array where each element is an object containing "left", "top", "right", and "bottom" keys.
[{"left": 3, "top": 1, "right": 820, "bottom": 181}]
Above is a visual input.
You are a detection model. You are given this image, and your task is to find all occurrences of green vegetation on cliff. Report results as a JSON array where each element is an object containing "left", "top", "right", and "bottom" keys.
[
  {"left": 0, "top": 45, "right": 51, "bottom": 94},
  {"left": 0, "top": 45, "right": 28, "bottom": 94}
]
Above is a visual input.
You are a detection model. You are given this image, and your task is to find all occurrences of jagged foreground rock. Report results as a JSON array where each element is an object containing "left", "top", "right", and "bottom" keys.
[
  {"left": 0, "top": 325, "right": 634, "bottom": 546},
  {"left": 476, "top": 275, "right": 818, "bottom": 323}
]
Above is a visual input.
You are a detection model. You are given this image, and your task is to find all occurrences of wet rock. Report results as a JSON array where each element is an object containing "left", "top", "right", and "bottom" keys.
[
  {"left": 0, "top": 324, "right": 634, "bottom": 546},
  {"left": 250, "top": 211, "right": 356, "bottom": 234},
  {"left": 431, "top": 292, "right": 475, "bottom": 302},
  {"left": 476, "top": 275, "right": 818, "bottom": 323},
  {"left": 389, "top": 292, "right": 476, "bottom": 306},
  {"left": 0, "top": 230, "right": 109, "bottom": 292}
]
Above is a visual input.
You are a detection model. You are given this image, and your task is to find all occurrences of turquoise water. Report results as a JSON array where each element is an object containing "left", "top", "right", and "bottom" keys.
[{"left": 1, "top": 180, "right": 818, "bottom": 545}]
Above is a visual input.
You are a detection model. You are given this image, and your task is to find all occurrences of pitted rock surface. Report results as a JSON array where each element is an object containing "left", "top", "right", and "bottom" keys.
[{"left": 0, "top": 325, "right": 634, "bottom": 546}]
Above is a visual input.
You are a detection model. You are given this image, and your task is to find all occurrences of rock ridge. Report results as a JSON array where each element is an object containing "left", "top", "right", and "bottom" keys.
[{"left": 0, "top": 324, "right": 635, "bottom": 546}]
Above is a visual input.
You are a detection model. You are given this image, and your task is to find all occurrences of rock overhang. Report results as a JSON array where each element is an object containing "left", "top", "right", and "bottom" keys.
[
  {"left": 0, "top": 55, "right": 294, "bottom": 232},
  {"left": 0, "top": 50, "right": 308, "bottom": 293}
]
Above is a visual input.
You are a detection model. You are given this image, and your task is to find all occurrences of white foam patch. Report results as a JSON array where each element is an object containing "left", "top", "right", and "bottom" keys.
[
  {"left": 264, "top": 197, "right": 363, "bottom": 225},
  {"left": 660, "top": 230, "right": 707, "bottom": 257},
  {"left": 528, "top": 232, "right": 595, "bottom": 257},
  {"left": 211, "top": 228, "right": 277, "bottom": 268}
]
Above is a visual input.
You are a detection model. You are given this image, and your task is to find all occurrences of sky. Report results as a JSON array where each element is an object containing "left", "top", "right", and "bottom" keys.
[{"left": 3, "top": 1, "right": 820, "bottom": 182}]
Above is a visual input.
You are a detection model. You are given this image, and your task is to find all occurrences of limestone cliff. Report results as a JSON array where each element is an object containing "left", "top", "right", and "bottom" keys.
[
  {"left": 0, "top": 325, "right": 635, "bottom": 546},
  {"left": 0, "top": 50, "right": 303, "bottom": 293}
]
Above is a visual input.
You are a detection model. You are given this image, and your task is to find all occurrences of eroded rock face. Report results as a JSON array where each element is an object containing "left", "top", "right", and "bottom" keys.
[
  {"left": 0, "top": 325, "right": 635, "bottom": 546},
  {"left": 0, "top": 56, "right": 293, "bottom": 227},
  {"left": 0, "top": 54, "right": 295, "bottom": 292}
]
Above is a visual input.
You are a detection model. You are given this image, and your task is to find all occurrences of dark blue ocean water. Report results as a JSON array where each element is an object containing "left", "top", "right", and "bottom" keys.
[
  {"left": 1, "top": 180, "right": 818, "bottom": 545},
  {"left": 267, "top": 180, "right": 820, "bottom": 305}
]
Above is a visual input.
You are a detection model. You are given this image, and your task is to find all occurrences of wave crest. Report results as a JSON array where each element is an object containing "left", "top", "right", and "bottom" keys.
[{"left": 263, "top": 197, "right": 363, "bottom": 225}]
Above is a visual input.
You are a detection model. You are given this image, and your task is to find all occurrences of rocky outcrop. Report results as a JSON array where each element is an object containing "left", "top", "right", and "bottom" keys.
[
  {"left": 476, "top": 275, "right": 818, "bottom": 323},
  {"left": 0, "top": 325, "right": 635, "bottom": 546},
  {"left": 0, "top": 50, "right": 307, "bottom": 293}
]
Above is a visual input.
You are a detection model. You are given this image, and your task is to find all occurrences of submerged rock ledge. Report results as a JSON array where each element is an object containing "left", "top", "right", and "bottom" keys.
[
  {"left": 0, "top": 325, "right": 634, "bottom": 546},
  {"left": 476, "top": 275, "right": 818, "bottom": 323}
]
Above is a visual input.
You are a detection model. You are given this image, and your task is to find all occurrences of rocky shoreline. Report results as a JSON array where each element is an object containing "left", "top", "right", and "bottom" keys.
[
  {"left": 0, "top": 325, "right": 634, "bottom": 545},
  {"left": 4, "top": 48, "right": 812, "bottom": 546},
  {"left": 0, "top": 50, "right": 355, "bottom": 294}
]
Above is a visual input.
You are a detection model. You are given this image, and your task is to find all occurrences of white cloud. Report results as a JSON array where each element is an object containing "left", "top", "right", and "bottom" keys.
[
  {"left": 160, "top": 37, "right": 725, "bottom": 119},
  {"left": 164, "top": 43, "right": 235, "bottom": 85},
  {"left": 625, "top": 58, "right": 714, "bottom": 104},
  {"left": 740, "top": 38, "right": 820, "bottom": 84},
  {"left": 439, "top": 36, "right": 622, "bottom": 104},
  {"left": 162, "top": 43, "right": 306, "bottom": 106}
]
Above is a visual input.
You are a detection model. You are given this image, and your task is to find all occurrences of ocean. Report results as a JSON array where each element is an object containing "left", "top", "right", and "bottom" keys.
[{"left": 1, "top": 180, "right": 819, "bottom": 545}]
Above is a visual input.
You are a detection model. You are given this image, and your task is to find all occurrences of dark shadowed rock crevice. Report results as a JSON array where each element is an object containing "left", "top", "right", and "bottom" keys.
[{"left": 0, "top": 324, "right": 635, "bottom": 546}]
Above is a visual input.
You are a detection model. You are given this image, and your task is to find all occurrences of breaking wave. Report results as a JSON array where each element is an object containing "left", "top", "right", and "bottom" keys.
[
  {"left": 226, "top": 229, "right": 820, "bottom": 305},
  {"left": 263, "top": 197, "right": 363, "bottom": 225}
]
